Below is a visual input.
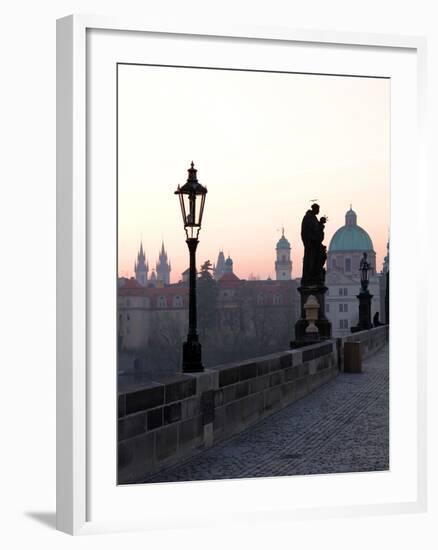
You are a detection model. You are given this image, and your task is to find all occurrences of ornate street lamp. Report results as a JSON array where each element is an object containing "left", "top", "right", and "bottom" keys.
[
  {"left": 175, "top": 162, "right": 208, "bottom": 372},
  {"left": 359, "top": 252, "right": 371, "bottom": 292},
  {"left": 351, "top": 252, "right": 373, "bottom": 332}
]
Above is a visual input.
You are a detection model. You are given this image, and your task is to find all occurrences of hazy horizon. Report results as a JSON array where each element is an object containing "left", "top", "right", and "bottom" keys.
[{"left": 118, "top": 64, "right": 389, "bottom": 282}]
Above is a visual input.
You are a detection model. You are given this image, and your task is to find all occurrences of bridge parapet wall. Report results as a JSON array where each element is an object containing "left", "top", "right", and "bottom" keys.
[
  {"left": 118, "top": 326, "right": 388, "bottom": 483},
  {"left": 118, "top": 340, "right": 337, "bottom": 483},
  {"left": 117, "top": 327, "right": 388, "bottom": 483},
  {"left": 338, "top": 325, "right": 388, "bottom": 371}
]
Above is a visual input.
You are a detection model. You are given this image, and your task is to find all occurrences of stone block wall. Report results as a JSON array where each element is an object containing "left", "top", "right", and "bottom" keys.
[{"left": 118, "top": 340, "right": 338, "bottom": 483}]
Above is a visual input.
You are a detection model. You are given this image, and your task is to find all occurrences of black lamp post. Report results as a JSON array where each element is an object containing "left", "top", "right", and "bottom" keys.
[
  {"left": 359, "top": 252, "right": 371, "bottom": 292},
  {"left": 175, "top": 162, "right": 207, "bottom": 373},
  {"left": 351, "top": 252, "right": 373, "bottom": 332}
]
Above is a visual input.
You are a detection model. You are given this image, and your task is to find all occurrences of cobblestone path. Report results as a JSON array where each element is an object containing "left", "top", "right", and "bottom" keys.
[{"left": 145, "top": 345, "right": 389, "bottom": 483}]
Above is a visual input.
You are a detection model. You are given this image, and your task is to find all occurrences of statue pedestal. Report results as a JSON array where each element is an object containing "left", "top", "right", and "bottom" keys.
[
  {"left": 351, "top": 291, "right": 373, "bottom": 333},
  {"left": 291, "top": 285, "right": 332, "bottom": 348}
]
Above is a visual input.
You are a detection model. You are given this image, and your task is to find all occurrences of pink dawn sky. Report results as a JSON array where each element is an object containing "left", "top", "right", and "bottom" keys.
[{"left": 118, "top": 65, "right": 389, "bottom": 282}]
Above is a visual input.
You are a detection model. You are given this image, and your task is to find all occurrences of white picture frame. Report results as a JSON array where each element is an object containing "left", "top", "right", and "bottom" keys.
[{"left": 56, "top": 15, "right": 428, "bottom": 535}]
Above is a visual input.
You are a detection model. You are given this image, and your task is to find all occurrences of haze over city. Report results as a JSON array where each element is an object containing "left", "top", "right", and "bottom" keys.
[{"left": 118, "top": 64, "right": 389, "bottom": 282}]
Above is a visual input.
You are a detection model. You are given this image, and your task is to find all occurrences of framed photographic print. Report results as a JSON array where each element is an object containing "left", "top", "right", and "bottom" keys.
[{"left": 57, "top": 15, "right": 427, "bottom": 535}]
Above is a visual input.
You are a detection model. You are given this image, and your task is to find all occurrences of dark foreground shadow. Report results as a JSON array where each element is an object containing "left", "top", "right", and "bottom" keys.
[{"left": 25, "top": 511, "right": 57, "bottom": 530}]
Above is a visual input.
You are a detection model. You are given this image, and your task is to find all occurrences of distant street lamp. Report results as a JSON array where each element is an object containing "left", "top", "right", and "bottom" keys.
[
  {"left": 351, "top": 252, "right": 373, "bottom": 332},
  {"left": 359, "top": 252, "right": 371, "bottom": 292},
  {"left": 175, "top": 162, "right": 208, "bottom": 373}
]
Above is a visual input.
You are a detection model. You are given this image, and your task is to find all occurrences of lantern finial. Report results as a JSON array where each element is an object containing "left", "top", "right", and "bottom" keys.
[{"left": 187, "top": 161, "right": 198, "bottom": 182}]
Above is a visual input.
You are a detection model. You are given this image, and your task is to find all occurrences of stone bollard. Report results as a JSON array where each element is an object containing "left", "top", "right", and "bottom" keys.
[{"left": 344, "top": 341, "right": 362, "bottom": 373}]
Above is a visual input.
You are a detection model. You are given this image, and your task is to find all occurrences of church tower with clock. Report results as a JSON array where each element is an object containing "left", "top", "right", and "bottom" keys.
[{"left": 275, "top": 229, "right": 292, "bottom": 281}]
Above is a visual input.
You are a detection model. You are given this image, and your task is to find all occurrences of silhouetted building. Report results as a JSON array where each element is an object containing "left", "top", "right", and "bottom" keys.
[
  {"left": 149, "top": 269, "right": 157, "bottom": 287},
  {"left": 118, "top": 236, "right": 300, "bottom": 364},
  {"left": 275, "top": 229, "right": 292, "bottom": 280},
  {"left": 134, "top": 242, "right": 149, "bottom": 286},
  {"left": 224, "top": 255, "right": 234, "bottom": 274},
  {"left": 181, "top": 268, "right": 190, "bottom": 284},
  {"left": 156, "top": 242, "right": 171, "bottom": 285},
  {"left": 213, "top": 251, "right": 226, "bottom": 280}
]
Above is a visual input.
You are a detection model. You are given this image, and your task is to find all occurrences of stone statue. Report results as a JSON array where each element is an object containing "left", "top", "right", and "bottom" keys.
[{"left": 301, "top": 203, "right": 327, "bottom": 286}]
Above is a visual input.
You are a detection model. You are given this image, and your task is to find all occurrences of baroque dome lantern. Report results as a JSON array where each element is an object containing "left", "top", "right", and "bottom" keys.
[{"left": 276, "top": 234, "right": 291, "bottom": 250}]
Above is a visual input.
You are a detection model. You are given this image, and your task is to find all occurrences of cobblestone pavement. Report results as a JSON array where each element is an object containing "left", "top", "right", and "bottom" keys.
[{"left": 145, "top": 345, "right": 389, "bottom": 483}]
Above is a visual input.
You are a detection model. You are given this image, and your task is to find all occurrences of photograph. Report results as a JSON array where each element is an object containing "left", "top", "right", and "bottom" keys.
[
  {"left": 116, "top": 63, "right": 390, "bottom": 484},
  {"left": 0, "top": 0, "right": 432, "bottom": 543}
]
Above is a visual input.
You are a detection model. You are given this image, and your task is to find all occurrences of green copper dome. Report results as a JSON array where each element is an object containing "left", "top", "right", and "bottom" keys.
[
  {"left": 328, "top": 208, "right": 374, "bottom": 252},
  {"left": 276, "top": 230, "right": 290, "bottom": 250}
]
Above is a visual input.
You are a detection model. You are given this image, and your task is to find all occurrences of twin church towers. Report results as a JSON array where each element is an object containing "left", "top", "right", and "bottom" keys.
[{"left": 134, "top": 241, "right": 171, "bottom": 286}]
